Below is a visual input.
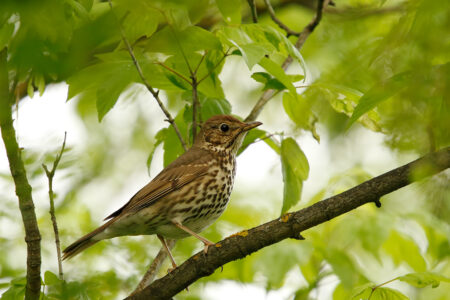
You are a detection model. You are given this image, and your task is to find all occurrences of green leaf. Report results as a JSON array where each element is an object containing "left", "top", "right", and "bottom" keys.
[
  {"left": 36, "top": 73, "right": 45, "bottom": 96},
  {"left": 280, "top": 137, "right": 309, "bottom": 214},
  {"left": 27, "top": 77, "right": 34, "bottom": 98},
  {"left": 145, "top": 25, "right": 222, "bottom": 55},
  {"left": 238, "top": 43, "right": 271, "bottom": 69},
  {"left": 282, "top": 93, "right": 311, "bottom": 129},
  {"left": 326, "top": 248, "right": 360, "bottom": 288},
  {"left": 121, "top": 4, "right": 160, "bottom": 43},
  {"left": 146, "top": 130, "right": 166, "bottom": 176},
  {"left": 67, "top": 51, "right": 139, "bottom": 121},
  {"left": 44, "top": 270, "right": 61, "bottom": 286},
  {"left": 382, "top": 231, "right": 427, "bottom": 272},
  {"left": 162, "top": 112, "right": 188, "bottom": 166},
  {"left": 215, "top": 0, "right": 241, "bottom": 24},
  {"left": 348, "top": 71, "right": 412, "bottom": 127},
  {"left": 281, "top": 137, "right": 309, "bottom": 180},
  {"left": 0, "top": 22, "right": 14, "bottom": 51},
  {"left": 201, "top": 97, "right": 232, "bottom": 120},
  {"left": 259, "top": 57, "right": 296, "bottom": 94},
  {"left": 251, "top": 72, "right": 286, "bottom": 91},
  {"left": 351, "top": 283, "right": 373, "bottom": 299},
  {"left": 238, "top": 128, "right": 266, "bottom": 155},
  {"left": 398, "top": 272, "right": 450, "bottom": 288},
  {"left": 1, "top": 277, "right": 26, "bottom": 300},
  {"left": 370, "top": 287, "right": 409, "bottom": 300}
]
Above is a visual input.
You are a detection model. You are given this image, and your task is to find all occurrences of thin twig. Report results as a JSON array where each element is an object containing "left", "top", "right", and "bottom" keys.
[
  {"left": 157, "top": 63, "right": 192, "bottom": 85},
  {"left": 247, "top": 0, "right": 258, "bottom": 23},
  {"left": 192, "top": 76, "right": 199, "bottom": 142},
  {"left": 369, "top": 277, "right": 400, "bottom": 299},
  {"left": 130, "top": 239, "right": 176, "bottom": 296},
  {"left": 245, "top": 0, "right": 329, "bottom": 122},
  {"left": 193, "top": 52, "right": 207, "bottom": 76},
  {"left": 107, "top": 0, "right": 187, "bottom": 152},
  {"left": 42, "top": 132, "right": 67, "bottom": 280},
  {"left": 197, "top": 50, "right": 230, "bottom": 84},
  {"left": 264, "top": 0, "right": 301, "bottom": 37}
]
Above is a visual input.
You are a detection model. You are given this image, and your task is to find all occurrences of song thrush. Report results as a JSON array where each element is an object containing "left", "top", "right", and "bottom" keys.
[{"left": 62, "top": 115, "right": 262, "bottom": 269}]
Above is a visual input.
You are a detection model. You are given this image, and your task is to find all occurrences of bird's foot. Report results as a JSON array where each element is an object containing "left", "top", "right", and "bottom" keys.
[{"left": 203, "top": 240, "right": 215, "bottom": 254}]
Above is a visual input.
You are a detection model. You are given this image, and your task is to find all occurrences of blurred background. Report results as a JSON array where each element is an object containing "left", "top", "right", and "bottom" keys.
[{"left": 0, "top": 0, "right": 449, "bottom": 299}]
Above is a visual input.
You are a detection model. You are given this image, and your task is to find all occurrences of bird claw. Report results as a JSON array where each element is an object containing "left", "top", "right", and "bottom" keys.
[{"left": 203, "top": 241, "right": 215, "bottom": 254}]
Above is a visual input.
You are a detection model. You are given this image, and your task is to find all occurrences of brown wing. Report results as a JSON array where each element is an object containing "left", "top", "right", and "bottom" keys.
[{"left": 104, "top": 146, "right": 213, "bottom": 220}]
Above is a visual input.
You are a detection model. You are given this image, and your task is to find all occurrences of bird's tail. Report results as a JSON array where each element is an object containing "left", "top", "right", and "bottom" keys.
[{"left": 62, "top": 219, "right": 114, "bottom": 260}]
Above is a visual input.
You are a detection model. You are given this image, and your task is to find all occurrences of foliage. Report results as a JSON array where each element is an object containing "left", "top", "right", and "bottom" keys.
[{"left": 0, "top": 0, "right": 449, "bottom": 299}]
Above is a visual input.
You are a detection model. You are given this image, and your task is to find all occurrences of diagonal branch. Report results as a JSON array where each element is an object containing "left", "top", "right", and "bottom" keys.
[
  {"left": 127, "top": 147, "right": 450, "bottom": 299},
  {"left": 245, "top": 0, "right": 329, "bottom": 122},
  {"left": 42, "top": 132, "right": 67, "bottom": 280},
  {"left": 0, "top": 48, "right": 42, "bottom": 300},
  {"left": 264, "top": 0, "right": 301, "bottom": 37},
  {"left": 108, "top": 0, "right": 187, "bottom": 151}
]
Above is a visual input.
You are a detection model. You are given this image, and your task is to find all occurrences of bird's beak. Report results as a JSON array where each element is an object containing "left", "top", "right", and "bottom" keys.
[{"left": 243, "top": 121, "right": 262, "bottom": 131}]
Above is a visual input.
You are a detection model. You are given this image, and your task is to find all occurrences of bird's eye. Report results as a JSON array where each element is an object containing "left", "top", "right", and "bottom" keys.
[{"left": 220, "top": 123, "right": 229, "bottom": 132}]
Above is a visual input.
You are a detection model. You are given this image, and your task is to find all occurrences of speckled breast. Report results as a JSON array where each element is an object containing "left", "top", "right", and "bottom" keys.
[{"left": 156, "top": 153, "right": 236, "bottom": 239}]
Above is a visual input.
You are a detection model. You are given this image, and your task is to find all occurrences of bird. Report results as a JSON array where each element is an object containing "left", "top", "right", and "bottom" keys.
[{"left": 62, "top": 115, "right": 262, "bottom": 269}]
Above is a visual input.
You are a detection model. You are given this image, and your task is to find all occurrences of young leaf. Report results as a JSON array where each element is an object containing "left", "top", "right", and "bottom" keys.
[
  {"left": 0, "top": 22, "right": 14, "bottom": 51},
  {"left": 350, "top": 283, "right": 374, "bottom": 299},
  {"left": 348, "top": 71, "right": 412, "bottom": 127},
  {"left": 280, "top": 137, "right": 309, "bottom": 214},
  {"left": 238, "top": 128, "right": 266, "bottom": 155},
  {"left": 146, "top": 129, "right": 166, "bottom": 176},
  {"left": 281, "top": 137, "right": 309, "bottom": 180},
  {"left": 215, "top": 0, "right": 241, "bottom": 24},
  {"left": 382, "top": 231, "right": 426, "bottom": 272},
  {"left": 251, "top": 72, "right": 286, "bottom": 91},
  {"left": 44, "top": 270, "right": 61, "bottom": 286},
  {"left": 259, "top": 57, "right": 296, "bottom": 95},
  {"left": 370, "top": 287, "right": 409, "bottom": 300},
  {"left": 398, "top": 272, "right": 450, "bottom": 288}
]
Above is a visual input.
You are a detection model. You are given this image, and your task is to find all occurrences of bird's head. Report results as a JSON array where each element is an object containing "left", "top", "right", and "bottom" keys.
[{"left": 194, "top": 115, "right": 262, "bottom": 154}]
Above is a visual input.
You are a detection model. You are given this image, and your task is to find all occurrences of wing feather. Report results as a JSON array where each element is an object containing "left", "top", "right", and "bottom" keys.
[{"left": 104, "top": 147, "right": 212, "bottom": 220}]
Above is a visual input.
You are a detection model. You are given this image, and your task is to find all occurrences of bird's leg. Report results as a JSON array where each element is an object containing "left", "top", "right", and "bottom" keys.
[
  {"left": 172, "top": 221, "right": 215, "bottom": 253},
  {"left": 157, "top": 234, "right": 177, "bottom": 272}
]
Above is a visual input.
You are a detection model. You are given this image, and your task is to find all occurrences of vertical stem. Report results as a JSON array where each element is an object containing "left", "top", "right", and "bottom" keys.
[
  {"left": 0, "top": 49, "right": 42, "bottom": 300},
  {"left": 247, "top": 0, "right": 258, "bottom": 23},
  {"left": 192, "top": 77, "right": 199, "bottom": 142},
  {"left": 42, "top": 133, "right": 67, "bottom": 280}
]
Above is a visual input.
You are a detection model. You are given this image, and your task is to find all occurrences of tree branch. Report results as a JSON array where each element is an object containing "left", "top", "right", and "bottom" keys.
[
  {"left": 42, "top": 132, "right": 67, "bottom": 280},
  {"left": 245, "top": 0, "right": 329, "bottom": 122},
  {"left": 247, "top": 0, "right": 258, "bottom": 23},
  {"left": 0, "top": 49, "right": 42, "bottom": 299},
  {"left": 108, "top": 0, "right": 187, "bottom": 152},
  {"left": 127, "top": 147, "right": 450, "bottom": 299},
  {"left": 264, "top": 0, "right": 301, "bottom": 37}
]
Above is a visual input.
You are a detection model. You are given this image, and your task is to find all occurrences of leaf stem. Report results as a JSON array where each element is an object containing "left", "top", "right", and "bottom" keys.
[
  {"left": 197, "top": 50, "right": 229, "bottom": 85},
  {"left": 368, "top": 277, "right": 400, "bottom": 299},
  {"left": 157, "top": 62, "right": 192, "bottom": 85}
]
